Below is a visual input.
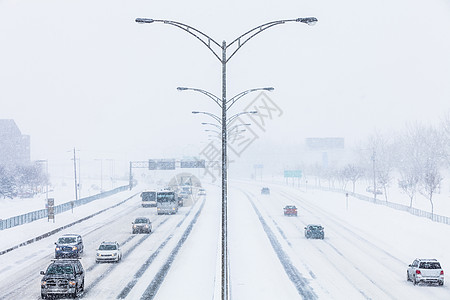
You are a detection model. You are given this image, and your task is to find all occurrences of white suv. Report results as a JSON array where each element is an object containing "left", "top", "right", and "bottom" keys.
[
  {"left": 407, "top": 258, "right": 444, "bottom": 286},
  {"left": 96, "top": 241, "right": 122, "bottom": 263}
]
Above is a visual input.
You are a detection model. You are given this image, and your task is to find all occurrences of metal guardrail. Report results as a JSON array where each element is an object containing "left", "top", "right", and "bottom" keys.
[
  {"left": 0, "top": 185, "right": 129, "bottom": 231},
  {"left": 307, "top": 184, "right": 450, "bottom": 225}
]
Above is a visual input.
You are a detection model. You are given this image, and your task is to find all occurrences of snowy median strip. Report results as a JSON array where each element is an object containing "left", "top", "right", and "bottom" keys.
[
  {"left": 117, "top": 197, "right": 206, "bottom": 299},
  {"left": 245, "top": 192, "right": 318, "bottom": 300}
]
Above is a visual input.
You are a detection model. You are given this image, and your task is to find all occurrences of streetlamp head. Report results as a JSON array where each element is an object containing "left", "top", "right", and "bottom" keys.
[
  {"left": 136, "top": 18, "right": 155, "bottom": 24},
  {"left": 177, "top": 87, "right": 188, "bottom": 91},
  {"left": 264, "top": 87, "right": 275, "bottom": 91},
  {"left": 192, "top": 111, "right": 199, "bottom": 114},
  {"left": 250, "top": 111, "right": 258, "bottom": 114},
  {"left": 296, "top": 17, "right": 318, "bottom": 26}
]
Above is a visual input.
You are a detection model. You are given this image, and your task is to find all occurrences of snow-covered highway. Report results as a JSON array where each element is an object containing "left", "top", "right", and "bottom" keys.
[{"left": 1, "top": 181, "right": 450, "bottom": 299}]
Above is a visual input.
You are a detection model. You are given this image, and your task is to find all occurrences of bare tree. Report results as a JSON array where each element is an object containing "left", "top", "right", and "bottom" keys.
[
  {"left": 418, "top": 125, "right": 446, "bottom": 217},
  {"left": 342, "top": 164, "right": 364, "bottom": 193},
  {"left": 359, "top": 132, "right": 395, "bottom": 201},
  {"left": 396, "top": 123, "right": 424, "bottom": 208},
  {"left": 421, "top": 162, "right": 442, "bottom": 217}
]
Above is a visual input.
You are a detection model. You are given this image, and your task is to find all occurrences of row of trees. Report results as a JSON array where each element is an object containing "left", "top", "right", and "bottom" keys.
[
  {"left": 305, "top": 115, "right": 450, "bottom": 216},
  {"left": 0, "top": 164, "right": 48, "bottom": 199}
]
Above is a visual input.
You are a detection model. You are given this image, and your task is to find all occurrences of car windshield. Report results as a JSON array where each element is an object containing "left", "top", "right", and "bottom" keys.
[
  {"left": 419, "top": 262, "right": 441, "bottom": 269},
  {"left": 309, "top": 226, "right": 322, "bottom": 230},
  {"left": 135, "top": 218, "right": 148, "bottom": 224},
  {"left": 57, "top": 237, "right": 76, "bottom": 244},
  {"left": 46, "top": 264, "right": 74, "bottom": 275},
  {"left": 99, "top": 244, "right": 117, "bottom": 250}
]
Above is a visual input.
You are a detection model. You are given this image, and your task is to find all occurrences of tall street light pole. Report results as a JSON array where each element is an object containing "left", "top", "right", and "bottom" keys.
[
  {"left": 35, "top": 159, "right": 49, "bottom": 202},
  {"left": 95, "top": 159, "right": 104, "bottom": 192},
  {"left": 135, "top": 17, "right": 317, "bottom": 300}
]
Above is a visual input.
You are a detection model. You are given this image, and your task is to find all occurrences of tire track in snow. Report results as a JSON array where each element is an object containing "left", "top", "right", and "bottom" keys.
[
  {"left": 243, "top": 191, "right": 318, "bottom": 300},
  {"left": 116, "top": 197, "right": 205, "bottom": 299},
  {"left": 278, "top": 189, "right": 401, "bottom": 299},
  {"left": 138, "top": 197, "right": 206, "bottom": 300}
]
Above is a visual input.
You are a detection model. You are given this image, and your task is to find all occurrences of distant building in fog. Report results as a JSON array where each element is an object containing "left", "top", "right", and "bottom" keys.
[{"left": 0, "top": 119, "right": 30, "bottom": 166}]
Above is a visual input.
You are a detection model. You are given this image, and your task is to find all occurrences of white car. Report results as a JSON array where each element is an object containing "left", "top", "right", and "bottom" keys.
[
  {"left": 407, "top": 258, "right": 444, "bottom": 285},
  {"left": 96, "top": 241, "right": 122, "bottom": 263}
]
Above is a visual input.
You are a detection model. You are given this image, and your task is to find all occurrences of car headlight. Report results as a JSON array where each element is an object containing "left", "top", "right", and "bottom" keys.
[
  {"left": 97, "top": 252, "right": 101, "bottom": 256},
  {"left": 68, "top": 281, "right": 76, "bottom": 286},
  {"left": 55, "top": 247, "right": 60, "bottom": 251},
  {"left": 72, "top": 246, "right": 78, "bottom": 251},
  {"left": 133, "top": 225, "right": 137, "bottom": 228},
  {"left": 41, "top": 281, "right": 47, "bottom": 287},
  {"left": 145, "top": 225, "right": 148, "bottom": 228}
]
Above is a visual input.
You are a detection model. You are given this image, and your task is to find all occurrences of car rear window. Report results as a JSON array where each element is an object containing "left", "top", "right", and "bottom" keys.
[
  {"left": 419, "top": 262, "right": 441, "bottom": 269},
  {"left": 309, "top": 226, "right": 322, "bottom": 230}
]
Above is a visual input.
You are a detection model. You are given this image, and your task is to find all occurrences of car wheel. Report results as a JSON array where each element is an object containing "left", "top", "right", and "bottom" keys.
[
  {"left": 439, "top": 280, "right": 444, "bottom": 286},
  {"left": 41, "top": 293, "right": 47, "bottom": 299},
  {"left": 406, "top": 272, "right": 410, "bottom": 282},
  {"left": 413, "top": 276, "right": 417, "bottom": 285},
  {"left": 81, "top": 280, "right": 85, "bottom": 292}
]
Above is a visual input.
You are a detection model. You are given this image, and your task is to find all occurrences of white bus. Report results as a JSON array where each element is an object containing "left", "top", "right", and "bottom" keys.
[
  {"left": 141, "top": 190, "right": 157, "bottom": 207},
  {"left": 156, "top": 191, "right": 178, "bottom": 215}
]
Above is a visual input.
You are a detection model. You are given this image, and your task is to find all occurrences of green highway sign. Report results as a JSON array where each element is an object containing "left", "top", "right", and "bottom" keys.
[{"left": 284, "top": 170, "right": 302, "bottom": 178}]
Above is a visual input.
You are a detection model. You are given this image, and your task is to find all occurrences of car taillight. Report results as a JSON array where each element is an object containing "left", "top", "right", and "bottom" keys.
[
  {"left": 441, "top": 270, "right": 444, "bottom": 275},
  {"left": 416, "top": 270, "right": 421, "bottom": 275}
]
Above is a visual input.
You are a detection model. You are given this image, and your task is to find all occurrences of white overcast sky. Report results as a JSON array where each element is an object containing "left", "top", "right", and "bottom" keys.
[{"left": 1, "top": 0, "right": 450, "bottom": 172}]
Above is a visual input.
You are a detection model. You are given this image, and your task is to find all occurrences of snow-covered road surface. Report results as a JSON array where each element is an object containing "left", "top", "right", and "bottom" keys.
[{"left": 1, "top": 180, "right": 450, "bottom": 299}]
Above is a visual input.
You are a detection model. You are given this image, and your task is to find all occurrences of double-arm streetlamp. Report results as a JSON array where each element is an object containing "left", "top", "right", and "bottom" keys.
[{"left": 136, "top": 16, "right": 317, "bottom": 300}]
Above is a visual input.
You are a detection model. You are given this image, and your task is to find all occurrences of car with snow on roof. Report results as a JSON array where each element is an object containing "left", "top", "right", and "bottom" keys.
[
  {"left": 40, "top": 259, "right": 84, "bottom": 299},
  {"left": 283, "top": 205, "right": 297, "bottom": 216},
  {"left": 96, "top": 241, "right": 122, "bottom": 263},
  {"left": 304, "top": 224, "right": 324, "bottom": 239},
  {"left": 54, "top": 234, "right": 84, "bottom": 259},
  {"left": 261, "top": 187, "right": 270, "bottom": 195},
  {"left": 132, "top": 217, "right": 152, "bottom": 234},
  {"left": 407, "top": 258, "right": 444, "bottom": 286}
]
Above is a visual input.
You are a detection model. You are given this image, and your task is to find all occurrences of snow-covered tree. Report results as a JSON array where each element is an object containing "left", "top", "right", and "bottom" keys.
[{"left": 341, "top": 164, "right": 364, "bottom": 193}]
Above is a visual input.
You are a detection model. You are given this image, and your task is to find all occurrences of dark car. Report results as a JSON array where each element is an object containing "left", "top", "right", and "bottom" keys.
[
  {"left": 261, "top": 187, "right": 270, "bottom": 195},
  {"left": 283, "top": 205, "right": 297, "bottom": 216},
  {"left": 132, "top": 217, "right": 152, "bottom": 234},
  {"left": 55, "top": 234, "right": 84, "bottom": 258},
  {"left": 40, "top": 259, "right": 85, "bottom": 299},
  {"left": 305, "top": 224, "right": 324, "bottom": 239}
]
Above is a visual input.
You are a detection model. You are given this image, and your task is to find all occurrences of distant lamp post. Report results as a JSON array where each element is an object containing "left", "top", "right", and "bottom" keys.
[
  {"left": 94, "top": 159, "right": 104, "bottom": 192},
  {"left": 35, "top": 159, "right": 49, "bottom": 202}
]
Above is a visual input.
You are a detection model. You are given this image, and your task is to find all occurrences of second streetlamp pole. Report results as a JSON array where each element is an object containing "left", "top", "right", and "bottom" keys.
[{"left": 220, "top": 40, "right": 228, "bottom": 299}]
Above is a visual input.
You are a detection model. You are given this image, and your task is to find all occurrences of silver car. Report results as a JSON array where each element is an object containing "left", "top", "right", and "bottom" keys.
[
  {"left": 407, "top": 258, "right": 444, "bottom": 285},
  {"left": 132, "top": 217, "right": 152, "bottom": 234}
]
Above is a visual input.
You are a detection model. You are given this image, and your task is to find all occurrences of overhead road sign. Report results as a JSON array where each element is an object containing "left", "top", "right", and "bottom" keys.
[{"left": 180, "top": 159, "right": 206, "bottom": 168}]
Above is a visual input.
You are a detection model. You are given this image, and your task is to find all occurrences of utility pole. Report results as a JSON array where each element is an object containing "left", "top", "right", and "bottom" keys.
[
  {"left": 73, "top": 148, "right": 78, "bottom": 212},
  {"left": 372, "top": 149, "right": 376, "bottom": 202}
]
